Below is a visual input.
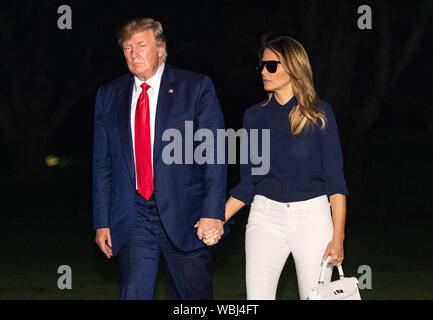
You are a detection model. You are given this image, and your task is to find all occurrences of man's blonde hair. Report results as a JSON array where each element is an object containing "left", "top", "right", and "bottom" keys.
[{"left": 117, "top": 17, "right": 167, "bottom": 60}]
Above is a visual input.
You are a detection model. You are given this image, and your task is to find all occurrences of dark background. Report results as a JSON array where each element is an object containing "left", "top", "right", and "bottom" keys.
[{"left": 0, "top": 0, "right": 432, "bottom": 299}]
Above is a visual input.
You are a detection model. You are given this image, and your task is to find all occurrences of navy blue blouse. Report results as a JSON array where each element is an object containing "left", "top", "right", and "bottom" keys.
[{"left": 230, "top": 95, "right": 349, "bottom": 205}]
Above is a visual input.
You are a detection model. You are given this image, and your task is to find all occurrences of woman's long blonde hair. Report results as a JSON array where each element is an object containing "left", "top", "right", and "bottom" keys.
[{"left": 260, "top": 33, "right": 326, "bottom": 136}]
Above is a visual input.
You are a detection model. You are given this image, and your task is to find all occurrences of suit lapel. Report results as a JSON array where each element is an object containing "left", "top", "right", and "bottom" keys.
[
  {"left": 153, "top": 65, "right": 176, "bottom": 166},
  {"left": 117, "top": 75, "right": 136, "bottom": 186}
]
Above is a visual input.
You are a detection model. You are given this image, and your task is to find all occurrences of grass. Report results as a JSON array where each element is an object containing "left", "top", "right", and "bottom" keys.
[{"left": 1, "top": 207, "right": 431, "bottom": 300}]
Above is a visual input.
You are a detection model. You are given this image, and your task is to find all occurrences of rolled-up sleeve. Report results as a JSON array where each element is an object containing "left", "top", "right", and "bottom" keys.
[
  {"left": 229, "top": 110, "right": 256, "bottom": 205},
  {"left": 319, "top": 103, "right": 349, "bottom": 197}
]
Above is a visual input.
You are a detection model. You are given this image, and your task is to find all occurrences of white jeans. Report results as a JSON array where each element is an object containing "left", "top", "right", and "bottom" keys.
[{"left": 245, "top": 194, "right": 334, "bottom": 300}]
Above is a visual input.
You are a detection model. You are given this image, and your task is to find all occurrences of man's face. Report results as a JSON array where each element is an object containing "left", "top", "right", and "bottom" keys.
[{"left": 122, "top": 30, "right": 165, "bottom": 81}]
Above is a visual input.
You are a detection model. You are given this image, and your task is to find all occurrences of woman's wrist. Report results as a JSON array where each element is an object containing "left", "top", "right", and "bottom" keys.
[
  {"left": 332, "top": 232, "right": 345, "bottom": 242},
  {"left": 224, "top": 196, "right": 245, "bottom": 223}
]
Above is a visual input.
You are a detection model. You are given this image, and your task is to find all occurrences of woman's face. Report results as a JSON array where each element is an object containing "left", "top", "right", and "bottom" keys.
[{"left": 261, "top": 48, "right": 292, "bottom": 94}]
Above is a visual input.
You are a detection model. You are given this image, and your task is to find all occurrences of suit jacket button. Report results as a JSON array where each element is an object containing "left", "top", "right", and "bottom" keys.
[{"left": 133, "top": 202, "right": 137, "bottom": 206}]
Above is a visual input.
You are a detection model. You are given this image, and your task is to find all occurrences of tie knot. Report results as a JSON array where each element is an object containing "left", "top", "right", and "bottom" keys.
[{"left": 141, "top": 82, "right": 151, "bottom": 92}]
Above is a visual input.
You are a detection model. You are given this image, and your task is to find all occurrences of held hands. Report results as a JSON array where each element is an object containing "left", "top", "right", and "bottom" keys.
[
  {"left": 194, "top": 218, "right": 224, "bottom": 246},
  {"left": 95, "top": 228, "right": 113, "bottom": 259},
  {"left": 193, "top": 197, "right": 243, "bottom": 246}
]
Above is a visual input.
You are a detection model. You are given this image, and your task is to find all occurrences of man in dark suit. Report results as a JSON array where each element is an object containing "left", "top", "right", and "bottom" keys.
[{"left": 92, "top": 17, "right": 227, "bottom": 300}]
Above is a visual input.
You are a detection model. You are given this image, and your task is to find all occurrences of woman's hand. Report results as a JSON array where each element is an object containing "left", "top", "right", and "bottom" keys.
[
  {"left": 322, "top": 237, "right": 344, "bottom": 266},
  {"left": 202, "top": 229, "right": 220, "bottom": 246},
  {"left": 194, "top": 221, "right": 221, "bottom": 246},
  {"left": 325, "top": 194, "right": 346, "bottom": 266}
]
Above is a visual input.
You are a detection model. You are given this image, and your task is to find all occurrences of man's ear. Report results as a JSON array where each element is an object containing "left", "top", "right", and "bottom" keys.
[{"left": 158, "top": 43, "right": 166, "bottom": 59}]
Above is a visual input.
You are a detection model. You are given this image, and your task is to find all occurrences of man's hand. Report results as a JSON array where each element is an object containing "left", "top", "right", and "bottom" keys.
[
  {"left": 95, "top": 228, "right": 113, "bottom": 259},
  {"left": 194, "top": 218, "right": 224, "bottom": 246}
]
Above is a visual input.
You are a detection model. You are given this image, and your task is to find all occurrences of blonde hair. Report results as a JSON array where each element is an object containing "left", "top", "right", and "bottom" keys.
[
  {"left": 260, "top": 33, "right": 326, "bottom": 136},
  {"left": 117, "top": 17, "right": 167, "bottom": 61}
]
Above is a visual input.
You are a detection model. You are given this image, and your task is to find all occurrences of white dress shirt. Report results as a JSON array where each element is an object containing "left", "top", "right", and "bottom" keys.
[{"left": 131, "top": 62, "right": 165, "bottom": 188}]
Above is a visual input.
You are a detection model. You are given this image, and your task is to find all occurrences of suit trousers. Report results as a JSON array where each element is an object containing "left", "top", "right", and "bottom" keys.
[
  {"left": 245, "top": 194, "right": 334, "bottom": 300},
  {"left": 117, "top": 193, "right": 213, "bottom": 300}
]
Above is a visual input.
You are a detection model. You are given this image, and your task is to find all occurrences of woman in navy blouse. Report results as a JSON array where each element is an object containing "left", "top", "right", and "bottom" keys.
[{"left": 204, "top": 34, "right": 349, "bottom": 300}]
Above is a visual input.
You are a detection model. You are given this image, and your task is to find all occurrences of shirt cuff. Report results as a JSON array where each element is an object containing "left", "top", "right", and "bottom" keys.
[
  {"left": 229, "top": 184, "right": 255, "bottom": 205},
  {"left": 325, "top": 180, "right": 349, "bottom": 197}
]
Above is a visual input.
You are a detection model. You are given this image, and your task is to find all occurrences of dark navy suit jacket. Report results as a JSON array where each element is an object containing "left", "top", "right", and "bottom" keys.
[{"left": 92, "top": 64, "right": 227, "bottom": 256}]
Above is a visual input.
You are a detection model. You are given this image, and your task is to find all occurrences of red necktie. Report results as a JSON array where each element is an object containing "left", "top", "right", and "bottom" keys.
[{"left": 135, "top": 82, "right": 153, "bottom": 200}]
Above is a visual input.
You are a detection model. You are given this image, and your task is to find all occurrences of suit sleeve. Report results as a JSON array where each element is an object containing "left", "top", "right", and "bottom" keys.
[
  {"left": 195, "top": 76, "right": 227, "bottom": 221},
  {"left": 92, "top": 86, "right": 113, "bottom": 229}
]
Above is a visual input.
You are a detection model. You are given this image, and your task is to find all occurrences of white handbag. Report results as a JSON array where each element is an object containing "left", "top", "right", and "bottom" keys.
[{"left": 308, "top": 257, "right": 361, "bottom": 300}]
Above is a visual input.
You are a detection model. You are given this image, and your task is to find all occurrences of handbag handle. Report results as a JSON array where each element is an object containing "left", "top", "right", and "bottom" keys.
[{"left": 318, "top": 256, "right": 344, "bottom": 284}]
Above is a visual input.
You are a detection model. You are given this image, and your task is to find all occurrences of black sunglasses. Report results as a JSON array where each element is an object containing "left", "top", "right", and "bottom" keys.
[{"left": 256, "top": 60, "right": 281, "bottom": 73}]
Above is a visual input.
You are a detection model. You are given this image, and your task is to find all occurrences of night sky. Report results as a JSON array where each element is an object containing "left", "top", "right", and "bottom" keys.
[{"left": 0, "top": 1, "right": 431, "bottom": 165}]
